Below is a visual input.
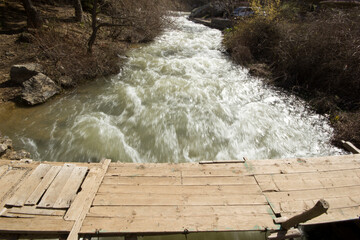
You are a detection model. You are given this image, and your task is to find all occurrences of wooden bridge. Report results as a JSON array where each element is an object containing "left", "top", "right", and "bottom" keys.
[{"left": 1, "top": 154, "right": 360, "bottom": 239}]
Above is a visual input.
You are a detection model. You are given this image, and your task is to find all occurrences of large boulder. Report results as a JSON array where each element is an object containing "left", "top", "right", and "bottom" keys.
[
  {"left": 189, "top": 3, "right": 211, "bottom": 18},
  {"left": 10, "top": 63, "right": 44, "bottom": 85},
  {"left": 22, "top": 73, "right": 60, "bottom": 105},
  {"left": 210, "top": 1, "right": 227, "bottom": 18}
]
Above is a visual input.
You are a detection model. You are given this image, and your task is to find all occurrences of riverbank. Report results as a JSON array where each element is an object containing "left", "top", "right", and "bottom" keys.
[
  {"left": 0, "top": 0, "right": 174, "bottom": 105},
  {"left": 223, "top": 3, "right": 360, "bottom": 149}
]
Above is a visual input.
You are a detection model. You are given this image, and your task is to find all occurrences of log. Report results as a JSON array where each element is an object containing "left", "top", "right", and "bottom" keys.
[
  {"left": 341, "top": 140, "right": 360, "bottom": 154},
  {"left": 274, "top": 199, "right": 329, "bottom": 230}
]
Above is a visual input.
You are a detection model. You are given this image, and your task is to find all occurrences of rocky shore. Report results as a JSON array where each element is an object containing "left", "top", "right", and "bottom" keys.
[{"left": 0, "top": 131, "right": 31, "bottom": 161}]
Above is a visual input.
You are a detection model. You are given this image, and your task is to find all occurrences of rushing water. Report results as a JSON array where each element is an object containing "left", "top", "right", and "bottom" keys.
[{"left": 0, "top": 14, "right": 343, "bottom": 163}]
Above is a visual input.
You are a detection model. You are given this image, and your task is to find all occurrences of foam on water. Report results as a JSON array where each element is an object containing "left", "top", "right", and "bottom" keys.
[{"left": 0, "top": 15, "right": 343, "bottom": 163}]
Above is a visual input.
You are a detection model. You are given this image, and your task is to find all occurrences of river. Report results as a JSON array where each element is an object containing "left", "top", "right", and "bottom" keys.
[
  {"left": 0, "top": 14, "right": 342, "bottom": 163},
  {"left": 0, "top": 12, "right": 346, "bottom": 240}
]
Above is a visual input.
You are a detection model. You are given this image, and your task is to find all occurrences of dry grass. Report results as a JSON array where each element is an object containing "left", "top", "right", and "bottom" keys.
[{"left": 224, "top": 6, "right": 360, "bottom": 147}]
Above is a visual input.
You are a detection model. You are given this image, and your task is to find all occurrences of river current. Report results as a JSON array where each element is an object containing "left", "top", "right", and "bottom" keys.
[{"left": 0, "top": 14, "right": 343, "bottom": 163}]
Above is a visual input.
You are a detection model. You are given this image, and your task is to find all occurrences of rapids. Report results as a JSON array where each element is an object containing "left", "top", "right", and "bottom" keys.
[{"left": 0, "top": 14, "right": 343, "bottom": 163}]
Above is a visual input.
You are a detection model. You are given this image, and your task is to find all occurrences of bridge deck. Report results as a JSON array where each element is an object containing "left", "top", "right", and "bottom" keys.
[{"left": 0, "top": 154, "right": 360, "bottom": 239}]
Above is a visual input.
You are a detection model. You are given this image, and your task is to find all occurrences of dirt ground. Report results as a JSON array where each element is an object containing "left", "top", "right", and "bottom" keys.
[
  {"left": 0, "top": 0, "right": 27, "bottom": 102},
  {"left": 0, "top": 0, "right": 108, "bottom": 103}
]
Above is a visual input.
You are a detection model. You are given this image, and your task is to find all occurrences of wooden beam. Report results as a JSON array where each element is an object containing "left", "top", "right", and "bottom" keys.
[
  {"left": 199, "top": 160, "right": 245, "bottom": 164},
  {"left": 66, "top": 159, "right": 111, "bottom": 240},
  {"left": 342, "top": 140, "right": 360, "bottom": 154},
  {"left": 274, "top": 199, "right": 329, "bottom": 230}
]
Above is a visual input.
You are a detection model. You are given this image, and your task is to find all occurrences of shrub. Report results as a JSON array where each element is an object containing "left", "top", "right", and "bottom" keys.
[
  {"left": 224, "top": 17, "right": 280, "bottom": 65},
  {"left": 224, "top": 6, "right": 360, "bottom": 146}
]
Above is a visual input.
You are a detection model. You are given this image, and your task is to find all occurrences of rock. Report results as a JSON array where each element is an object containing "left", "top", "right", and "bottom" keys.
[
  {"left": 189, "top": 3, "right": 211, "bottom": 18},
  {"left": 0, "top": 144, "right": 7, "bottom": 154},
  {"left": 20, "top": 159, "right": 33, "bottom": 163},
  {"left": 0, "top": 136, "right": 13, "bottom": 149},
  {"left": 210, "top": 1, "right": 227, "bottom": 18},
  {"left": 59, "top": 76, "right": 74, "bottom": 88},
  {"left": 22, "top": 73, "right": 60, "bottom": 105},
  {"left": 189, "top": 2, "right": 227, "bottom": 19},
  {"left": 7, "top": 150, "right": 31, "bottom": 160},
  {"left": 10, "top": 63, "right": 44, "bottom": 85},
  {"left": 17, "top": 32, "right": 35, "bottom": 43}
]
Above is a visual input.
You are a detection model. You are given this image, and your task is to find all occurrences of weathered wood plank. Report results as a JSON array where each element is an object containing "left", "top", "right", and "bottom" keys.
[
  {"left": 38, "top": 164, "right": 75, "bottom": 208},
  {"left": 181, "top": 168, "right": 246, "bottom": 177},
  {"left": 93, "top": 193, "right": 267, "bottom": 206},
  {"left": 67, "top": 159, "right": 111, "bottom": 240},
  {"left": 0, "top": 169, "right": 28, "bottom": 201},
  {"left": 247, "top": 155, "right": 360, "bottom": 166},
  {"left": 80, "top": 215, "right": 279, "bottom": 235},
  {"left": 88, "top": 205, "right": 274, "bottom": 218},
  {"left": 98, "top": 184, "right": 262, "bottom": 195},
  {"left": 25, "top": 166, "right": 62, "bottom": 206},
  {"left": 6, "top": 164, "right": 52, "bottom": 207},
  {"left": 106, "top": 165, "right": 181, "bottom": 177},
  {"left": 275, "top": 196, "right": 360, "bottom": 214},
  {"left": 182, "top": 176, "right": 256, "bottom": 185},
  {"left": 64, "top": 169, "right": 98, "bottom": 221},
  {"left": 282, "top": 206, "right": 360, "bottom": 225},
  {"left": 0, "top": 165, "right": 8, "bottom": 177},
  {"left": 264, "top": 186, "right": 360, "bottom": 215},
  {"left": 256, "top": 169, "right": 360, "bottom": 192},
  {"left": 245, "top": 155, "right": 360, "bottom": 175},
  {"left": 102, "top": 176, "right": 181, "bottom": 185},
  {"left": 53, "top": 167, "right": 88, "bottom": 209},
  {"left": 0, "top": 216, "right": 73, "bottom": 234},
  {"left": 7, "top": 206, "right": 65, "bottom": 216}
]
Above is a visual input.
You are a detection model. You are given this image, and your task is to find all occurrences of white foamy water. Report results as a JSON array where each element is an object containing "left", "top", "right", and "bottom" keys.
[{"left": 0, "top": 15, "right": 343, "bottom": 163}]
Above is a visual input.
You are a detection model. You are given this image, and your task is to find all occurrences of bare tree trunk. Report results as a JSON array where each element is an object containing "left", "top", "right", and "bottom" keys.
[
  {"left": 87, "top": 0, "right": 98, "bottom": 53},
  {"left": 22, "top": 0, "right": 42, "bottom": 28},
  {"left": 74, "top": 0, "right": 83, "bottom": 22}
]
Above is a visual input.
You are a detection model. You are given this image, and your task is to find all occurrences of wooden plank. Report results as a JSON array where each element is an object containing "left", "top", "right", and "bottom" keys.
[
  {"left": 0, "top": 165, "right": 8, "bottom": 177},
  {"left": 0, "top": 216, "right": 73, "bottom": 234},
  {"left": 244, "top": 155, "right": 360, "bottom": 175},
  {"left": 38, "top": 164, "right": 75, "bottom": 208},
  {"left": 25, "top": 166, "right": 61, "bottom": 206},
  {"left": 7, "top": 206, "right": 66, "bottom": 216},
  {"left": 88, "top": 205, "right": 274, "bottom": 218},
  {"left": 80, "top": 214, "right": 279, "bottom": 235},
  {"left": 98, "top": 184, "right": 262, "bottom": 195},
  {"left": 6, "top": 164, "right": 52, "bottom": 207},
  {"left": 247, "top": 155, "right": 360, "bottom": 166},
  {"left": 93, "top": 193, "right": 267, "bottom": 206},
  {"left": 0, "top": 169, "right": 28, "bottom": 201},
  {"left": 53, "top": 166, "right": 88, "bottom": 209},
  {"left": 276, "top": 196, "right": 360, "bottom": 214},
  {"left": 264, "top": 186, "right": 360, "bottom": 215},
  {"left": 106, "top": 165, "right": 181, "bottom": 177},
  {"left": 67, "top": 159, "right": 111, "bottom": 240},
  {"left": 182, "top": 176, "right": 257, "bottom": 185},
  {"left": 282, "top": 206, "right": 360, "bottom": 225},
  {"left": 102, "top": 176, "right": 181, "bottom": 185},
  {"left": 199, "top": 160, "right": 245, "bottom": 164},
  {"left": 64, "top": 169, "right": 98, "bottom": 221},
  {"left": 181, "top": 168, "right": 246, "bottom": 177}
]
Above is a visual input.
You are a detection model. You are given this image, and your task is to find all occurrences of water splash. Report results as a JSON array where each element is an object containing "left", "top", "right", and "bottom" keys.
[{"left": 0, "top": 15, "right": 343, "bottom": 163}]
